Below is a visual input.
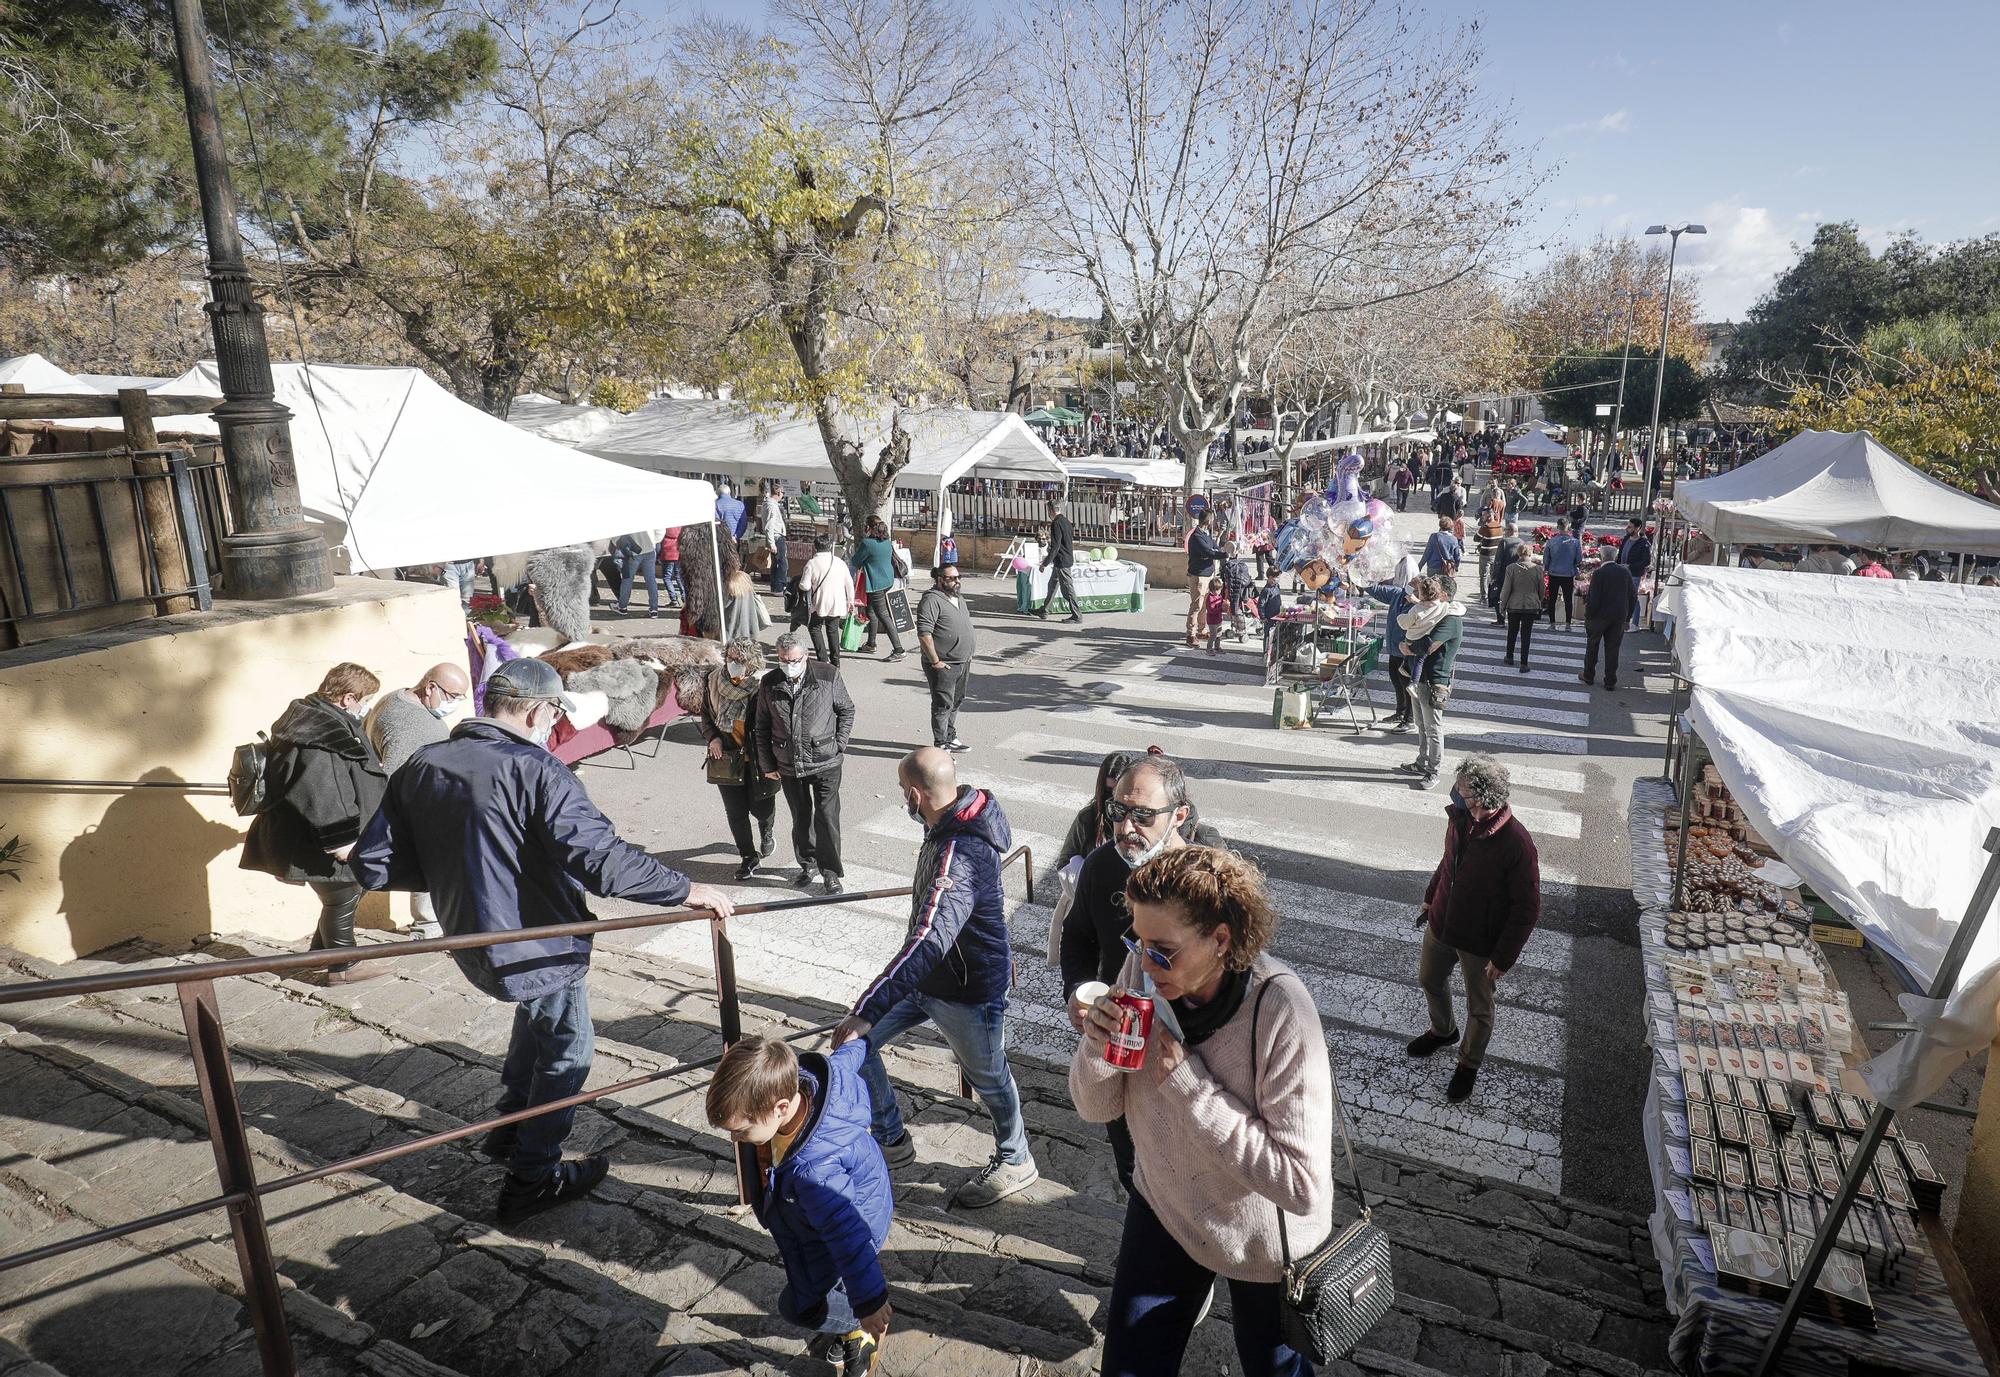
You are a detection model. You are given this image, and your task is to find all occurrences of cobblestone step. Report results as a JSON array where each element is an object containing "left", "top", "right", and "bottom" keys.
[{"left": 0, "top": 937, "right": 1677, "bottom": 1376}]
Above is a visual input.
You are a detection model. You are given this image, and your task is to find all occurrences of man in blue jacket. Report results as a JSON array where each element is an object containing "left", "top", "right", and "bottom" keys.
[
  {"left": 353, "top": 658, "right": 734, "bottom": 1224},
  {"left": 708, "top": 1035, "right": 893, "bottom": 1375},
  {"left": 1184, "top": 510, "right": 1223, "bottom": 646},
  {"left": 831, "top": 747, "right": 1039, "bottom": 1209},
  {"left": 1543, "top": 518, "right": 1583, "bottom": 628},
  {"left": 1616, "top": 516, "right": 1653, "bottom": 628}
]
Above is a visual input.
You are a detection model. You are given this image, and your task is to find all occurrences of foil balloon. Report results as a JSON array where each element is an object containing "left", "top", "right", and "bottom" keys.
[
  {"left": 1298, "top": 495, "right": 1330, "bottom": 535},
  {"left": 1364, "top": 497, "right": 1392, "bottom": 528},
  {"left": 1333, "top": 452, "right": 1366, "bottom": 506}
]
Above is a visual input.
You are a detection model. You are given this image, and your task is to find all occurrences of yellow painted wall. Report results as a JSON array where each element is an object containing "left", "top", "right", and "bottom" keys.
[
  {"left": 1956, "top": 1031, "right": 2000, "bottom": 1329},
  {"left": 0, "top": 578, "right": 466, "bottom": 961}
]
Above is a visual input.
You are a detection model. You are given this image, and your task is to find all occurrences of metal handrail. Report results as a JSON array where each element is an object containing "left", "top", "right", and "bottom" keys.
[{"left": 0, "top": 843, "right": 1035, "bottom": 1376}]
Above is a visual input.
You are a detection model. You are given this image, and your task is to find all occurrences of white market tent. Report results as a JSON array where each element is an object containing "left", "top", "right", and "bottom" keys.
[
  {"left": 1501, "top": 429, "right": 1570, "bottom": 459},
  {"left": 118, "top": 363, "right": 715, "bottom": 573},
  {"left": 0, "top": 353, "right": 90, "bottom": 391},
  {"left": 1674, "top": 564, "right": 2000, "bottom": 1109},
  {"left": 72, "top": 372, "right": 178, "bottom": 394},
  {"left": 589, "top": 398, "right": 1068, "bottom": 506},
  {"left": 506, "top": 392, "right": 621, "bottom": 448},
  {"left": 1673, "top": 428, "right": 2000, "bottom": 556},
  {"left": 1065, "top": 456, "right": 1187, "bottom": 488}
]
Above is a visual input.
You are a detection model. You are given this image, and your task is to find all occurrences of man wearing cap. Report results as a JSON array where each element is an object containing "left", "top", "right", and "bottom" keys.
[{"left": 353, "top": 658, "right": 734, "bottom": 1226}]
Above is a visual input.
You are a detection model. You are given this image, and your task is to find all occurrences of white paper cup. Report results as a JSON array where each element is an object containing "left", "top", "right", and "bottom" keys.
[{"left": 1072, "top": 980, "right": 1110, "bottom": 1009}]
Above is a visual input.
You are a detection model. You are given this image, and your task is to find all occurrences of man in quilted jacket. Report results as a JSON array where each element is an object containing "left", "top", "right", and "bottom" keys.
[{"left": 831, "top": 747, "right": 1040, "bottom": 1210}]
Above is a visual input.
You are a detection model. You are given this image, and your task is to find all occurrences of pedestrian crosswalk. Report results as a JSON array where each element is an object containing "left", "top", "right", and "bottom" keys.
[{"left": 626, "top": 562, "right": 1641, "bottom": 1198}]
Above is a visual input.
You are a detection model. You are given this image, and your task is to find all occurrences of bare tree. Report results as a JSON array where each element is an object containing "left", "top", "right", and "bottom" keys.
[{"left": 1016, "top": 0, "right": 1534, "bottom": 499}]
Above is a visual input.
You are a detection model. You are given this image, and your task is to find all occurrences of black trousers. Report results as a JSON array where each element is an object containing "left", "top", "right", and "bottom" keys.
[
  {"left": 808, "top": 614, "right": 844, "bottom": 665},
  {"left": 1544, "top": 574, "right": 1575, "bottom": 624},
  {"left": 716, "top": 782, "right": 777, "bottom": 862},
  {"left": 1506, "top": 610, "right": 1537, "bottom": 665},
  {"left": 925, "top": 661, "right": 971, "bottom": 746},
  {"left": 308, "top": 879, "right": 361, "bottom": 972},
  {"left": 1584, "top": 621, "right": 1625, "bottom": 686},
  {"left": 781, "top": 765, "right": 842, "bottom": 877},
  {"left": 861, "top": 591, "right": 904, "bottom": 652},
  {"left": 1041, "top": 564, "right": 1078, "bottom": 617},
  {"left": 1387, "top": 656, "right": 1413, "bottom": 721}
]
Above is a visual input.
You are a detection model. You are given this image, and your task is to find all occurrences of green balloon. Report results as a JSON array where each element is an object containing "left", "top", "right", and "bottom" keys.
[
  {"left": 1088, "top": 547, "right": 1104, "bottom": 561},
  {"left": 1103, "top": 545, "right": 1119, "bottom": 562}
]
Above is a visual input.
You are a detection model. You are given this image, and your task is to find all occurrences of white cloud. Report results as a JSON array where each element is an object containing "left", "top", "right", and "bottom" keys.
[
  {"left": 1670, "top": 202, "right": 1801, "bottom": 322},
  {"left": 1553, "top": 108, "right": 1631, "bottom": 137}
]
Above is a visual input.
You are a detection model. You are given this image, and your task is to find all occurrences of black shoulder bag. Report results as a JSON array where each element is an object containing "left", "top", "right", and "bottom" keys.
[{"left": 1250, "top": 976, "right": 1394, "bottom": 1362}]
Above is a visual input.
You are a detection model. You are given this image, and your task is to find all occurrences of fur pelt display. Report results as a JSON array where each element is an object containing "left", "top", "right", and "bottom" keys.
[
  {"left": 612, "top": 636, "right": 723, "bottom": 716},
  {"left": 524, "top": 545, "right": 596, "bottom": 644},
  {"left": 567, "top": 659, "right": 661, "bottom": 736},
  {"left": 541, "top": 644, "right": 614, "bottom": 678}
]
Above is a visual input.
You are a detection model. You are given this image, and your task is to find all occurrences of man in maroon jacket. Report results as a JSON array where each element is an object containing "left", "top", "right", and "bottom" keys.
[{"left": 1405, "top": 755, "right": 1542, "bottom": 1103}]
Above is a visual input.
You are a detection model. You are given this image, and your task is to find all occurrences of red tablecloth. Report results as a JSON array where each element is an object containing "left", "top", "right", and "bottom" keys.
[{"left": 549, "top": 687, "right": 682, "bottom": 765}]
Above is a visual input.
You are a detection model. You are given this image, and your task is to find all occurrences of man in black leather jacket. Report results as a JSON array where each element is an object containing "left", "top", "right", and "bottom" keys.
[{"left": 755, "top": 631, "right": 857, "bottom": 894}]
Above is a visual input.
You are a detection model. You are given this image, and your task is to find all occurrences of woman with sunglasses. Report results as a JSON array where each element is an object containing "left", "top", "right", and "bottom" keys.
[{"left": 1072, "top": 847, "right": 1334, "bottom": 1376}]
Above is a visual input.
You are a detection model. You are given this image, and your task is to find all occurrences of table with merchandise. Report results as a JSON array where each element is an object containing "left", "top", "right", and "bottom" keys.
[{"left": 1630, "top": 771, "right": 1987, "bottom": 1376}]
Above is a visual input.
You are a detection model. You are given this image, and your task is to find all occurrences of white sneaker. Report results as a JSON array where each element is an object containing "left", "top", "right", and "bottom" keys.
[{"left": 951, "top": 1155, "right": 1039, "bottom": 1209}]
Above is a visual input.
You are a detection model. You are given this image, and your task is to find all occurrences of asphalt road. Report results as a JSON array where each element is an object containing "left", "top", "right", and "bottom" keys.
[{"left": 575, "top": 505, "right": 1673, "bottom": 1214}]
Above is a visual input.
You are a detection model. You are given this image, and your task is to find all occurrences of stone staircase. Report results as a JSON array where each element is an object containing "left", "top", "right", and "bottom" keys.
[{"left": 0, "top": 931, "right": 1679, "bottom": 1377}]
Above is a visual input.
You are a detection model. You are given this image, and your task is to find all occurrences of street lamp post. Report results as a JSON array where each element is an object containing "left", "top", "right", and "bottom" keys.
[
  {"left": 169, "top": 0, "right": 330, "bottom": 599},
  {"left": 1640, "top": 223, "right": 1706, "bottom": 516}
]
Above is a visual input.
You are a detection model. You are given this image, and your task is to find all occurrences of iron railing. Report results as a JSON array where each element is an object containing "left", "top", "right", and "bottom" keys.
[
  {"left": 0, "top": 844, "right": 1035, "bottom": 1377},
  {"left": 0, "top": 444, "right": 229, "bottom": 630}
]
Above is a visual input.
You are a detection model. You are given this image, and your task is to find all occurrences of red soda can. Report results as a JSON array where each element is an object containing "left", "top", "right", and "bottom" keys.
[{"left": 1104, "top": 990, "right": 1154, "bottom": 1072}]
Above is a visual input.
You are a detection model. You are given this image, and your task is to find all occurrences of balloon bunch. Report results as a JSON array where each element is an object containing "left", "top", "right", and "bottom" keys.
[{"left": 1273, "top": 489, "right": 1401, "bottom": 590}]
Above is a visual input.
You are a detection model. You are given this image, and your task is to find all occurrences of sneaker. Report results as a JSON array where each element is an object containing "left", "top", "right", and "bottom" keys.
[
  {"left": 1414, "top": 773, "right": 1438, "bottom": 790},
  {"left": 879, "top": 1132, "right": 917, "bottom": 1168},
  {"left": 1446, "top": 1063, "right": 1479, "bottom": 1103},
  {"left": 759, "top": 826, "right": 776, "bottom": 858},
  {"left": 804, "top": 1333, "right": 843, "bottom": 1370},
  {"left": 1502, "top": 654, "right": 1514, "bottom": 666},
  {"left": 479, "top": 1125, "right": 517, "bottom": 1161},
  {"left": 952, "top": 1155, "right": 1040, "bottom": 1209},
  {"left": 886, "top": 651, "right": 907, "bottom": 663},
  {"left": 1385, "top": 718, "right": 1412, "bottom": 734},
  {"left": 1065, "top": 614, "right": 1083, "bottom": 624},
  {"left": 407, "top": 920, "right": 442, "bottom": 940},
  {"left": 820, "top": 872, "right": 842, "bottom": 896},
  {"left": 1519, "top": 663, "right": 1530, "bottom": 674},
  {"left": 840, "top": 1329, "right": 883, "bottom": 1376},
  {"left": 1393, "top": 762, "right": 1426, "bottom": 775},
  {"left": 734, "top": 859, "right": 759, "bottom": 882},
  {"left": 793, "top": 866, "right": 815, "bottom": 887},
  {"left": 495, "top": 1154, "right": 609, "bottom": 1224},
  {"left": 1406, "top": 1028, "right": 1461, "bottom": 1058},
  {"left": 944, "top": 738, "right": 970, "bottom": 753}
]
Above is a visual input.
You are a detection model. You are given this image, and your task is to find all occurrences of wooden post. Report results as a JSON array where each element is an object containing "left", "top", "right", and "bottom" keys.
[{"left": 119, "top": 387, "right": 195, "bottom": 614}]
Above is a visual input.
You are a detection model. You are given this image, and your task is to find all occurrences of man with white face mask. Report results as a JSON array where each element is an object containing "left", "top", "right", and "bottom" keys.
[
  {"left": 363, "top": 661, "right": 472, "bottom": 937},
  {"left": 353, "top": 656, "right": 734, "bottom": 1224},
  {"left": 755, "top": 631, "right": 857, "bottom": 894},
  {"left": 1057, "top": 753, "right": 1217, "bottom": 1193}
]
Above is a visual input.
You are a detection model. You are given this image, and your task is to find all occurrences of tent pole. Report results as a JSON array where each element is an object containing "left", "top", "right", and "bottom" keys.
[
  {"left": 1670, "top": 733, "right": 1696, "bottom": 911},
  {"left": 1752, "top": 826, "right": 2000, "bottom": 1377},
  {"left": 708, "top": 520, "right": 725, "bottom": 644}
]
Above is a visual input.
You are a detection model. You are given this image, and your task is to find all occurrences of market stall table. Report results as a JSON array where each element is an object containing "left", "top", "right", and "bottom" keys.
[
  {"left": 1014, "top": 558, "right": 1148, "bottom": 614},
  {"left": 1628, "top": 778, "right": 1988, "bottom": 1376}
]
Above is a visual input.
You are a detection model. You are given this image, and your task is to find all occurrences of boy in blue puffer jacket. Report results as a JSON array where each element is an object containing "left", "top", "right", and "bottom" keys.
[{"left": 708, "top": 1036, "right": 893, "bottom": 1374}]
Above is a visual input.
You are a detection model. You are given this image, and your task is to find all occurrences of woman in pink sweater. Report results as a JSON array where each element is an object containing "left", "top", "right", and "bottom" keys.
[{"left": 1072, "top": 847, "right": 1334, "bottom": 1376}]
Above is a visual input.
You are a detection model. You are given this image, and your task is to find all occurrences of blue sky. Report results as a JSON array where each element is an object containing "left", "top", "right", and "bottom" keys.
[{"left": 662, "top": 0, "right": 2000, "bottom": 321}]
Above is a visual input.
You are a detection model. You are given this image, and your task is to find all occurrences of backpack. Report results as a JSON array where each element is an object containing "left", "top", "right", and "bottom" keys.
[{"left": 228, "top": 733, "right": 274, "bottom": 816}]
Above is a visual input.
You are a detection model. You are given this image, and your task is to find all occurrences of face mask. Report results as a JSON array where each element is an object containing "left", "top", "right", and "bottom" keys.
[
  {"left": 348, "top": 703, "right": 369, "bottom": 721},
  {"left": 1117, "top": 825, "right": 1176, "bottom": 868},
  {"left": 906, "top": 800, "right": 926, "bottom": 825},
  {"left": 726, "top": 665, "right": 749, "bottom": 683},
  {"left": 527, "top": 715, "right": 555, "bottom": 748},
  {"left": 780, "top": 660, "right": 806, "bottom": 682},
  {"left": 429, "top": 704, "right": 452, "bottom": 720}
]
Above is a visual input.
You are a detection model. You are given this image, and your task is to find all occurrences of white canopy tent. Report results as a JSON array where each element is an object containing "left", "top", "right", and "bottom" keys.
[
  {"left": 506, "top": 392, "right": 621, "bottom": 448},
  {"left": 1673, "top": 428, "right": 2000, "bottom": 556},
  {"left": 107, "top": 363, "right": 715, "bottom": 573},
  {"left": 1501, "top": 429, "right": 1570, "bottom": 459},
  {"left": 1065, "top": 456, "right": 1187, "bottom": 488},
  {"left": 1674, "top": 564, "right": 2000, "bottom": 1108},
  {"left": 589, "top": 398, "right": 1068, "bottom": 511},
  {"left": 0, "top": 353, "right": 90, "bottom": 391}
]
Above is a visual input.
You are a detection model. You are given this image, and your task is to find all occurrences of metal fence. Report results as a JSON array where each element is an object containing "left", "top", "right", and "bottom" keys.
[
  {"left": 0, "top": 846, "right": 1034, "bottom": 1377},
  {"left": 0, "top": 444, "right": 228, "bottom": 637}
]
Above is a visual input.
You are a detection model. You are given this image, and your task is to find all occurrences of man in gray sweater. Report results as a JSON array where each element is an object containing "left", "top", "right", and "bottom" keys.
[{"left": 364, "top": 661, "right": 472, "bottom": 936}]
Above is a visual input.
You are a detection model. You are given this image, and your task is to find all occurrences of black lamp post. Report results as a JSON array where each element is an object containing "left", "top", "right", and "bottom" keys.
[{"left": 169, "top": 0, "right": 331, "bottom": 599}]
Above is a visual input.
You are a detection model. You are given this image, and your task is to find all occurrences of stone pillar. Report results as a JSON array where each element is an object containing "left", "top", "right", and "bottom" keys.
[
  {"left": 1955, "top": 1031, "right": 2000, "bottom": 1331},
  {"left": 169, "top": 0, "right": 329, "bottom": 600}
]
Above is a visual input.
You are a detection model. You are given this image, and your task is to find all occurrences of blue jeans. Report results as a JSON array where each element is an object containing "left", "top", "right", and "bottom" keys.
[
  {"left": 660, "top": 558, "right": 686, "bottom": 605},
  {"left": 615, "top": 548, "right": 659, "bottom": 613},
  {"left": 440, "top": 560, "right": 477, "bottom": 609},
  {"left": 769, "top": 542, "right": 790, "bottom": 594},
  {"left": 496, "top": 978, "right": 594, "bottom": 1180},
  {"left": 1102, "top": 1188, "right": 1313, "bottom": 1377},
  {"left": 779, "top": 1276, "right": 858, "bottom": 1337},
  {"left": 858, "top": 992, "right": 1031, "bottom": 1166}
]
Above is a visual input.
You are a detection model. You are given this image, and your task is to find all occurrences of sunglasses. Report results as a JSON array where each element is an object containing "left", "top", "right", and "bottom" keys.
[
  {"left": 1104, "top": 800, "right": 1176, "bottom": 826},
  {"left": 1120, "top": 928, "right": 1180, "bottom": 970}
]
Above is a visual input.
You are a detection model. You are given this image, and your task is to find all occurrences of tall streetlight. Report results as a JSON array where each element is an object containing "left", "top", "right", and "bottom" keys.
[
  {"left": 1607, "top": 288, "right": 1647, "bottom": 471},
  {"left": 170, "top": 0, "right": 330, "bottom": 598},
  {"left": 1640, "top": 223, "right": 1705, "bottom": 513}
]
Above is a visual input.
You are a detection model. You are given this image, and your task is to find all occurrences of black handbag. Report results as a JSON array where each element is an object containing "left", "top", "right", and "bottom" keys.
[{"left": 1250, "top": 978, "right": 1394, "bottom": 1362}]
